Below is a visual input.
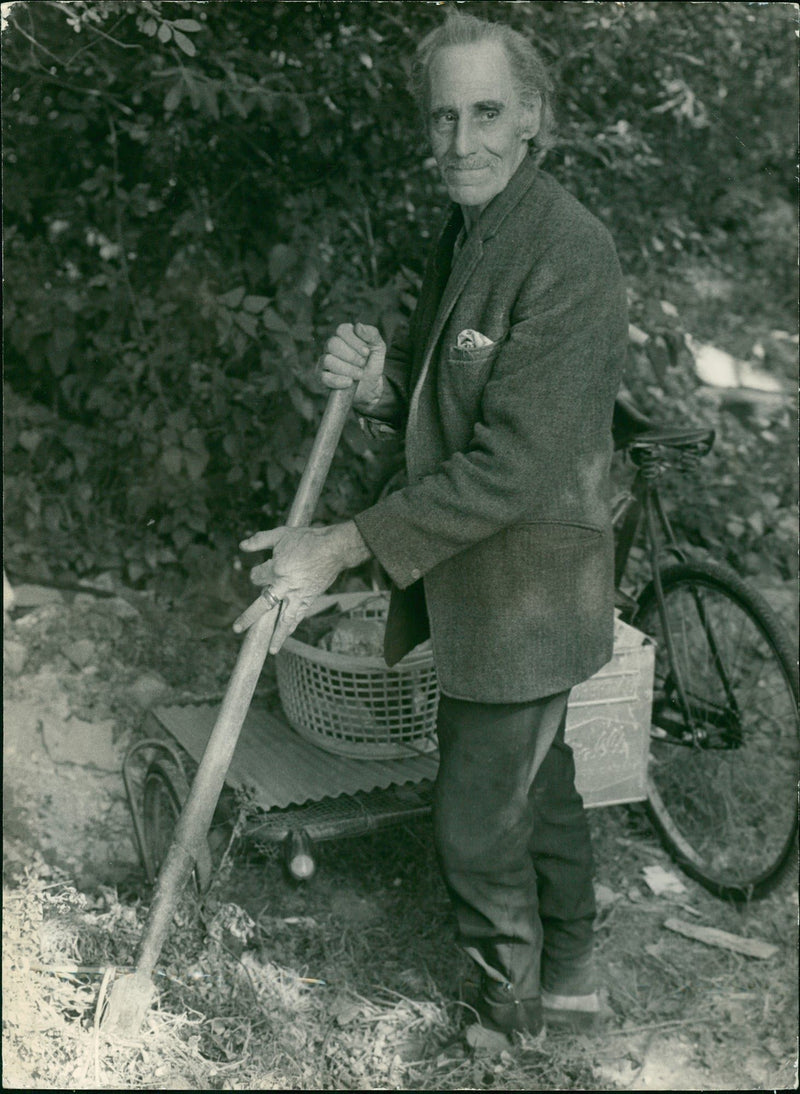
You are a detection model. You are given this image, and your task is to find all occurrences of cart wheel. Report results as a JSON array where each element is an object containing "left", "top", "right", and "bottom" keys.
[{"left": 142, "top": 759, "right": 214, "bottom": 894}]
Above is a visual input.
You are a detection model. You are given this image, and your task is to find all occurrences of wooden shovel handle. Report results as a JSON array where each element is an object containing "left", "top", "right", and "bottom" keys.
[{"left": 131, "top": 385, "right": 357, "bottom": 976}]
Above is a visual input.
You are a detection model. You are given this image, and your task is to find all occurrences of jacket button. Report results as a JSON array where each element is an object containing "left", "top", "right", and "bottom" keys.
[{"left": 411, "top": 568, "right": 421, "bottom": 580}]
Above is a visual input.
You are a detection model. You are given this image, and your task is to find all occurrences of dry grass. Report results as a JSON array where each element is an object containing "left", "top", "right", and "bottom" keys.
[
  {"left": 6, "top": 807, "right": 796, "bottom": 1090},
  {"left": 3, "top": 573, "right": 797, "bottom": 1089}
]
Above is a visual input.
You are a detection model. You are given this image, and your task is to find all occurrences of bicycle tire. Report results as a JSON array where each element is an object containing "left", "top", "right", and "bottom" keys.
[
  {"left": 634, "top": 559, "right": 798, "bottom": 900},
  {"left": 142, "top": 759, "right": 213, "bottom": 894}
]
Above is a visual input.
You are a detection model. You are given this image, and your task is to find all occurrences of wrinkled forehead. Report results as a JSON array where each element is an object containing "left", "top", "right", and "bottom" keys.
[{"left": 428, "top": 41, "right": 519, "bottom": 110}]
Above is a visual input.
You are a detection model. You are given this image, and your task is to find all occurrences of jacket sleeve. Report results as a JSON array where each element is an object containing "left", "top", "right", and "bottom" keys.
[{"left": 354, "top": 221, "right": 628, "bottom": 589}]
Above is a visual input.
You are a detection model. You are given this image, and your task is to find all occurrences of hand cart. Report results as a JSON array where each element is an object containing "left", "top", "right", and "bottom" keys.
[{"left": 123, "top": 602, "right": 654, "bottom": 889}]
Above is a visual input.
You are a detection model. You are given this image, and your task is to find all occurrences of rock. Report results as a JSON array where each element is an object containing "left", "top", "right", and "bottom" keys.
[
  {"left": 72, "top": 593, "right": 99, "bottom": 613},
  {"left": 11, "top": 584, "right": 65, "bottom": 608},
  {"left": 62, "top": 639, "right": 96, "bottom": 669},
  {"left": 41, "top": 715, "right": 119, "bottom": 772},
  {"left": 14, "top": 604, "right": 63, "bottom": 630},
  {"left": 86, "top": 571, "right": 117, "bottom": 593},
  {"left": 4, "top": 638, "right": 28, "bottom": 676},
  {"left": 465, "top": 1023, "right": 512, "bottom": 1054},
  {"left": 106, "top": 596, "right": 140, "bottom": 620},
  {"left": 642, "top": 864, "right": 687, "bottom": 896},
  {"left": 686, "top": 333, "right": 784, "bottom": 393},
  {"left": 129, "top": 672, "right": 170, "bottom": 709},
  {"left": 594, "top": 883, "right": 620, "bottom": 909}
]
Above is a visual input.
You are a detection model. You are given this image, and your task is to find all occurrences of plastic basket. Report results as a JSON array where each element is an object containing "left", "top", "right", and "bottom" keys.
[{"left": 276, "top": 592, "right": 439, "bottom": 760}]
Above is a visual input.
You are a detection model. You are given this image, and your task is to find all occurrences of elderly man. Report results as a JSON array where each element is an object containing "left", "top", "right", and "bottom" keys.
[{"left": 236, "top": 11, "right": 627, "bottom": 1038}]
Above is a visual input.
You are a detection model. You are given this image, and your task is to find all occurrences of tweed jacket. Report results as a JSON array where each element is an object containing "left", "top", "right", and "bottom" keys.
[{"left": 354, "top": 154, "right": 628, "bottom": 702}]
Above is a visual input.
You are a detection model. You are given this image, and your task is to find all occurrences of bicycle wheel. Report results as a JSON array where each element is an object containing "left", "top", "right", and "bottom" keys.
[
  {"left": 142, "top": 759, "right": 213, "bottom": 893},
  {"left": 634, "top": 559, "right": 798, "bottom": 899}
]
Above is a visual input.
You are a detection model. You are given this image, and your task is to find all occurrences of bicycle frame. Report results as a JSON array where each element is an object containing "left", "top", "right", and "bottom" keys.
[
  {"left": 614, "top": 462, "right": 743, "bottom": 749},
  {"left": 612, "top": 469, "right": 686, "bottom": 596}
]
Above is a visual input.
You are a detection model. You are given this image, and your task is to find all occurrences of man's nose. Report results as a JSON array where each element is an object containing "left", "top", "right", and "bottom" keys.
[{"left": 453, "top": 116, "right": 478, "bottom": 157}]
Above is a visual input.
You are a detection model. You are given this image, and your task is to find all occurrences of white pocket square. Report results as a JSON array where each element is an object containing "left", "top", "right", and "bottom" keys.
[{"left": 456, "top": 328, "right": 494, "bottom": 350}]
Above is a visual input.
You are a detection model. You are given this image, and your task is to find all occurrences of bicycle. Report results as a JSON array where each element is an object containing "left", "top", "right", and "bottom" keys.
[
  {"left": 371, "top": 395, "right": 798, "bottom": 901},
  {"left": 607, "top": 395, "right": 797, "bottom": 899}
]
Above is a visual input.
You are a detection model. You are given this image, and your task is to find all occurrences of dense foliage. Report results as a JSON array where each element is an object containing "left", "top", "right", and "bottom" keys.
[{"left": 3, "top": 1, "right": 797, "bottom": 589}]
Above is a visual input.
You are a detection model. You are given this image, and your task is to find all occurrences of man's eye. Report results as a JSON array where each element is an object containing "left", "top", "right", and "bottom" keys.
[{"left": 482, "top": 110, "right": 498, "bottom": 121}]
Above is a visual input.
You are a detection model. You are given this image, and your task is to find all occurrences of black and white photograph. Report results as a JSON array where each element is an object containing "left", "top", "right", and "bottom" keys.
[{"left": 3, "top": 1, "right": 798, "bottom": 1088}]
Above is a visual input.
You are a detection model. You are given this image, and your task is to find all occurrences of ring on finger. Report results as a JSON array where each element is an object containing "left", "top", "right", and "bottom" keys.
[{"left": 260, "top": 586, "right": 281, "bottom": 610}]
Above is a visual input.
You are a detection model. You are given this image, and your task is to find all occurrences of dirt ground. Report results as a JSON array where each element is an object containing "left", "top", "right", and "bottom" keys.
[{"left": 3, "top": 577, "right": 798, "bottom": 1090}]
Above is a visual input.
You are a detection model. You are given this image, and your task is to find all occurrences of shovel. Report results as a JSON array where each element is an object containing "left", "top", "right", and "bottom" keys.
[{"left": 102, "top": 385, "right": 356, "bottom": 1035}]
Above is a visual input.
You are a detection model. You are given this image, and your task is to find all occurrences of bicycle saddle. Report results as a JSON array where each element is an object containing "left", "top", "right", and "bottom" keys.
[
  {"left": 613, "top": 395, "right": 714, "bottom": 453},
  {"left": 612, "top": 395, "right": 653, "bottom": 449}
]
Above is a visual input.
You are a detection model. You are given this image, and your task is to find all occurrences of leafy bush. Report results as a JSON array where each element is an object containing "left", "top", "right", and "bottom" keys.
[{"left": 2, "top": 1, "right": 796, "bottom": 585}]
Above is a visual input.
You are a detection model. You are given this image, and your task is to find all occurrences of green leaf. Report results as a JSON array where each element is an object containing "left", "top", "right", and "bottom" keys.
[
  {"left": 164, "top": 80, "right": 184, "bottom": 114},
  {"left": 173, "top": 30, "right": 197, "bottom": 57},
  {"left": 199, "top": 82, "right": 219, "bottom": 119},
  {"left": 268, "top": 244, "right": 296, "bottom": 282},
  {"left": 44, "top": 504, "right": 62, "bottom": 532},
  {"left": 142, "top": 18, "right": 158, "bottom": 37},
  {"left": 18, "top": 430, "right": 41, "bottom": 453},
  {"left": 172, "top": 526, "right": 193, "bottom": 551},
  {"left": 173, "top": 19, "right": 202, "bottom": 32},
  {"left": 157, "top": 22, "right": 172, "bottom": 44},
  {"left": 125, "top": 558, "right": 145, "bottom": 583},
  {"left": 224, "top": 87, "right": 247, "bottom": 118},
  {"left": 218, "top": 287, "right": 246, "bottom": 308},
  {"left": 261, "top": 308, "right": 291, "bottom": 334},
  {"left": 182, "top": 429, "right": 207, "bottom": 455},
  {"left": 243, "top": 295, "right": 270, "bottom": 313},
  {"left": 234, "top": 312, "right": 258, "bottom": 338},
  {"left": 746, "top": 512, "right": 764, "bottom": 536},
  {"left": 289, "top": 386, "right": 315, "bottom": 421},
  {"left": 168, "top": 409, "right": 191, "bottom": 433},
  {"left": 184, "top": 448, "right": 207, "bottom": 479},
  {"left": 267, "top": 463, "right": 286, "bottom": 491},
  {"left": 185, "top": 509, "right": 208, "bottom": 533},
  {"left": 183, "top": 71, "right": 201, "bottom": 109},
  {"left": 162, "top": 447, "right": 182, "bottom": 476}
]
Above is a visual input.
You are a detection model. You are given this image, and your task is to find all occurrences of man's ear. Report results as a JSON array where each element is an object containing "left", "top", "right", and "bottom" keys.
[{"left": 519, "top": 96, "right": 542, "bottom": 143}]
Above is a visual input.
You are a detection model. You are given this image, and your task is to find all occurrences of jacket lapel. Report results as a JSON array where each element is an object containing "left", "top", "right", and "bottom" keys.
[
  {"left": 422, "top": 226, "right": 484, "bottom": 367},
  {"left": 408, "top": 155, "right": 542, "bottom": 431},
  {"left": 408, "top": 210, "right": 462, "bottom": 391}
]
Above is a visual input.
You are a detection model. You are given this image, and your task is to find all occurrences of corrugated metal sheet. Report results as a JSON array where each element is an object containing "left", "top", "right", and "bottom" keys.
[
  {"left": 149, "top": 703, "right": 439, "bottom": 812},
  {"left": 150, "top": 616, "right": 652, "bottom": 814}
]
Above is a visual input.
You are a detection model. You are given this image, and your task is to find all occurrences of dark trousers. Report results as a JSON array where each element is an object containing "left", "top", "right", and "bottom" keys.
[{"left": 433, "top": 690, "right": 596, "bottom": 1003}]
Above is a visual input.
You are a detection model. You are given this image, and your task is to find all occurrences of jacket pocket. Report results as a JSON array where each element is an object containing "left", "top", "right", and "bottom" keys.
[
  {"left": 517, "top": 521, "right": 606, "bottom": 550},
  {"left": 445, "top": 333, "right": 506, "bottom": 368}
]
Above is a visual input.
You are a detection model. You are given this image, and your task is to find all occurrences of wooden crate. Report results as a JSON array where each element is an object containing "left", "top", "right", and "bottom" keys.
[{"left": 566, "top": 617, "right": 654, "bottom": 808}]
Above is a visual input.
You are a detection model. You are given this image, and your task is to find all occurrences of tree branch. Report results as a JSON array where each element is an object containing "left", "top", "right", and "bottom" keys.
[
  {"left": 9, "top": 18, "right": 66, "bottom": 65},
  {"left": 2, "top": 59, "right": 135, "bottom": 116}
]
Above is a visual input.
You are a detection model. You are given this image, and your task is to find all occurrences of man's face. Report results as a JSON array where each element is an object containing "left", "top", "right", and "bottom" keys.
[{"left": 427, "top": 41, "right": 540, "bottom": 216}]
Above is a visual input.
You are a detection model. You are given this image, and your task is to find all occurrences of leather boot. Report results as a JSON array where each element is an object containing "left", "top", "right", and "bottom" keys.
[{"left": 477, "top": 979, "right": 544, "bottom": 1036}]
